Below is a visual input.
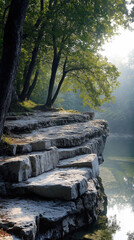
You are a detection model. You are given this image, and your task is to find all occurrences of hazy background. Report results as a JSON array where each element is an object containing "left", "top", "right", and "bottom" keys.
[{"left": 57, "top": 26, "right": 134, "bottom": 135}]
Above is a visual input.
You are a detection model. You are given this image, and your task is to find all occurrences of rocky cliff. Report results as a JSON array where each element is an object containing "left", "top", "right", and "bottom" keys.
[{"left": 0, "top": 111, "right": 109, "bottom": 240}]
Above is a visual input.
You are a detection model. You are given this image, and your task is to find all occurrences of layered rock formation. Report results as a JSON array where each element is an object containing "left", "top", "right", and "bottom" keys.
[{"left": 0, "top": 111, "right": 109, "bottom": 240}]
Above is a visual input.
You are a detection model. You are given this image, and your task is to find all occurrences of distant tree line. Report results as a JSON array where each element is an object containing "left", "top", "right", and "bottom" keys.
[{"left": 96, "top": 51, "right": 134, "bottom": 134}]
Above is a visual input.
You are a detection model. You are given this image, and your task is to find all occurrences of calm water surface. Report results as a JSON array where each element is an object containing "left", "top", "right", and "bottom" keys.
[
  {"left": 100, "top": 135, "right": 134, "bottom": 240},
  {"left": 67, "top": 134, "right": 134, "bottom": 240}
]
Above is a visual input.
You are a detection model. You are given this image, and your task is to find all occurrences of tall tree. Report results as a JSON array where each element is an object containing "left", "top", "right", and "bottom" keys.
[
  {"left": 43, "top": 0, "right": 128, "bottom": 108},
  {"left": 19, "top": 0, "right": 45, "bottom": 101},
  {"left": 18, "top": 0, "right": 57, "bottom": 101},
  {"left": 0, "top": 0, "right": 29, "bottom": 140}
]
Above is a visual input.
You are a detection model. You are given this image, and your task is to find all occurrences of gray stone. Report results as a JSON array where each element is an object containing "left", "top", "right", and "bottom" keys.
[
  {"left": 0, "top": 147, "right": 59, "bottom": 183},
  {"left": 0, "top": 156, "right": 32, "bottom": 182},
  {"left": 58, "top": 145, "right": 91, "bottom": 160},
  {"left": 31, "top": 140, "right": 51, "bottom": 151},
  {"left": 4, "top": 111, "right": 93, "bottom": 134},
  {"left": 58, "top": 154, "right": 99, "bottom": 178},
  {"left": 0, "top": 198, "right": 77, "bottom": 240},
  {"left": 0, "top": 112, "right": 108, "bottom": 239},
  {"left": 0, "top": 199, "right": 38, "bottom": 240},
  {"left": 2, "top": 119, "right": 108, "bottom": 156},
  {"left": 0, "top": 185, "right": 102, "bottom": 240},
  {"left": 12, "top": 168, "right": 91, "bottom": 200},
  {"left": 29, "top": 147, "right": 59, "bottom": 176},
  {"left": 58, "top": 136, "right": 107, "bottom": 160},
  {"left": 98, "top": 156, "right": 104, "bottom": 165},
  {"left": 16, "top": 143, "right": 32, "bottom": 154},
  {"left": 0, "top": 175, "right": 6, "bottom": 196},
  {"left": 0, "top": 143, "right": 17, "bottom": 156}
]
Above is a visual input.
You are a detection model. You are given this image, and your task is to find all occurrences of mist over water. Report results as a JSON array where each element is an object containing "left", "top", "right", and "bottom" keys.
[
  {"left": 100, "top": 135, "right": 134, "bottom": 240},
  {"left": 70, "top": 135, "right": 134, "bottom": 240}
]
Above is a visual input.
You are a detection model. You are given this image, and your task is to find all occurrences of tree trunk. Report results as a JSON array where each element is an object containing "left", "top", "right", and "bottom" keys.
[
  {"left": 44, "top": 56, "right": 60, "bottom": 108},
  {"left": 19, "top": 19, "right": 46, "bottom": 102},
  {"left": 0, "top": 0, "right": 29, "bottom": 140},
  {"left": 51, "top": 57, "right": 67, "bottom": 105},
  {"left": 19, "top": 45, "right": 39, "bottom": 101},
  {"left": 51, "top": 72, "right": 66, "bottom": 105},
  {"left": 26, "top": 70, "right": 39, "bottom": 100},
  {"left": 11, "top": 85, "right": 18, "bottom": 104}
]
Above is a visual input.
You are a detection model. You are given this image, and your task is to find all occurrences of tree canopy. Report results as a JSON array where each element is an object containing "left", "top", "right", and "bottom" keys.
[
  {"left": 0, "top": 0, "right": 129, "bottom": 113},
  {"left": 13, "top": 0, "right": 128, "bottom": 109}
]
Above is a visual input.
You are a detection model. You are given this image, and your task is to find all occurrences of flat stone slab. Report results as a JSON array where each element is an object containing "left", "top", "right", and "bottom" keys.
[
  {"left": 11, "top": 168, "right": 92, "bottom": 200},
  {"left": 0, "top": 147, "right": 59, "bottom": 182},
  {"left": 4, "top": 111, "right": 94, "bottom": 134},
  {"left": 1, "top": 120, "right": 108, "bottom": 156},
  {"left": 0, "top": 112, "right": 108, "bottom": 239},
  {"left": 0, "top": 155, "right": 31, "bottom": 183},
  {"left": 58, "top": 136, "right": 105, "bottom": 160},
  {"left": 0, "top": 198, "right": 70, "bottom": 240},
  {"left": 0, "top": 180, "right": 99, "bottom": 240},
  {"left": 58, "top": 154, "right": 99, "bottom": 178}
]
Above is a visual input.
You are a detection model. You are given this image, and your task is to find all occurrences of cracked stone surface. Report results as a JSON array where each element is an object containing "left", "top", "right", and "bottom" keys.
[
  {"left": 1, "top": 120, "right": 108, "bottom": 156},
  {"left": 58, "top": 154, "right": 99, "bottom": 178},
  {"left": 0, "top": 179, "right": 99, "bottom": 240},
  {"left": 0, "top": 112, "right": 108, "bottom": 239},
  {"left": 58, "top": 136, "right": 106, "bottom": 160},
  {"left": 4, "top": 111, "right": 94, "bottom": 134},
  {"left": 11, "top": 167, "right": 92, "bottom": 200},
  {"left": 0, "top": 147, "right": 59, "bottom": 182}
]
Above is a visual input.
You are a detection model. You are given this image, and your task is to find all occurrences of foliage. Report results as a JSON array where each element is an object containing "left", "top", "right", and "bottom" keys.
[
  {"left": 9, "top": 100, "right": 36, "bottom": 113},
  {"left": 59, "top": 91, "right": 91, "bottom": 112},
  {"left": 61, "top": 51, "right": 120, "bottom": 109},
  {"left": 11, "top": 0, "right": 129, "bottom": 108},
  {"left": 96, "top": 51, "right": 134, "bottom": 133},
  {"left": 19, "top": 100, "right": 37, "bottom": 110},
  {"left": 1, "top": 134, "right": 15, "bottom": 144},
  {"left": 41, "top": 0, "right": 128, "bottom": 107},
  {"left": 83, "top": 215, "right": 120, "bottom": 240},
  {"left": 0, "top": 0, "right": 129, "bottom": 109},
  {"left": 127, "top": 232, "right": 134, "bottom": 240}
]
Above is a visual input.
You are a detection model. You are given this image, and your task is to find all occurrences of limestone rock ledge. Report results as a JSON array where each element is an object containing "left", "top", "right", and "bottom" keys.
[
  {"left": 0, "top": 111, "right": 109, "bottom": 240},
  {"left": 0, "top": 179, "right": 102, "bottom": 240}
]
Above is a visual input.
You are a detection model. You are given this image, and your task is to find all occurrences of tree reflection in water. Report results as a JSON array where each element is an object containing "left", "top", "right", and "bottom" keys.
[
  {"left": 127, "top": 232, "right": 134, "bottom": 240},
  {"left": 83, "top": 215, "right": 120, "bottom": 240},
  {"left": 64, "top": 214, "right": 120, "bottom": 240},
  {"left": 64, "top": 178, "right": 120, "bottom": 240}
]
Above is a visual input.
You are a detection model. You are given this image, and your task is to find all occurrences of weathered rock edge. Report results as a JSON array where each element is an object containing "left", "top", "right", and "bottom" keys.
[
  {"left": 0, "top": 111, "right": 109, "bottom": 240},
  {"left": 0, "top": 179, "right": 103, "bottom": 240},
  {"left": 4, "top": 111, "right": 94, "bottom": 134}
]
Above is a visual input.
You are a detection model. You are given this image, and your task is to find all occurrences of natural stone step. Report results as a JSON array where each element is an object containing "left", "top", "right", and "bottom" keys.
[
  {"left": 1, "top": 120, "right": 108, "bottom": 156},
  {"left": 0, "top": 112, "right": 108, "bottom": 240},
  {"left": 10, "top": 167, "right": 95, "bottom": 200},
  {"left": 4, "top": 111, "right": 94, "bottom": 134},
  {"left": 58, "top": 136, "right": 106, "bottom": 160},
  {"left": 0, "top": 179, "right": 100, "bottom": 240},
  {"left": 57, "top": 154, "right": 99, "bottom": 178},
  {"left": 0, "top": 147, "right": 59, "bottom": 183},
  {"left": 6, "top": 154, "right": 99, "bottom": 200}
]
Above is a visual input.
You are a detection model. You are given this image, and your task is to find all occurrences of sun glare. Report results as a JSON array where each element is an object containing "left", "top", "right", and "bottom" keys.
[{"left": 102, "top": 27, "right": 134, "bottom": 63}]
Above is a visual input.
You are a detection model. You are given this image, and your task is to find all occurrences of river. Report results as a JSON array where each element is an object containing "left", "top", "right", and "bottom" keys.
[{"left": 66, "top": 134, "right": 134, "bottom": 240}]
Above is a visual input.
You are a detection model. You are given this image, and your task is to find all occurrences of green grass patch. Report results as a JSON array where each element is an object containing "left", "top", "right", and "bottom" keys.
[
  {"left": 1, "top": 134, "right": 15, "bottom": 145},
  {"left": 61, "top": 109, "right": 80, "bottom": 113},
  {"left": 9, "top": 100, "right": 37, "bottom": 113},
  {"left": 19, "top": 100, "right": 37, "bottom": 110}
]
